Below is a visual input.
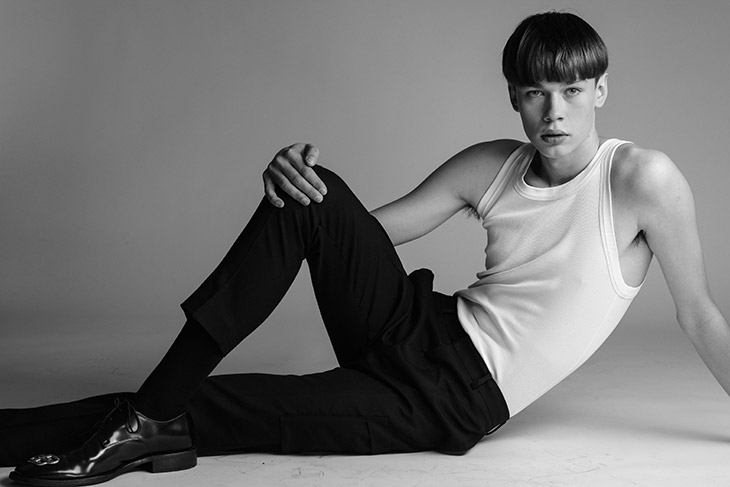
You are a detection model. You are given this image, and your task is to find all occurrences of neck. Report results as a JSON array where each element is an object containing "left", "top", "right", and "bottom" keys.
[{"left": 529, "top": 132, "right": 602, "bottom": 187}]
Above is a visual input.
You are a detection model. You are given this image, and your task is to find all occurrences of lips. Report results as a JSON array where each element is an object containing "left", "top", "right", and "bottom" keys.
[{"left": 540, "top": 131, "right": 568, "bottom": 143}]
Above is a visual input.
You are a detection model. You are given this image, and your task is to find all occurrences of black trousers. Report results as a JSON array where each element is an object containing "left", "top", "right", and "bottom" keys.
[{"left": 0, "top": 167, "right": 508, "bottom": 467}]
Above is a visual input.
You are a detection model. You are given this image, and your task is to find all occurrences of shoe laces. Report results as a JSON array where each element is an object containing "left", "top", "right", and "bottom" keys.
[{"left": 92, "top": 398, "right": 141, "bottom": 447}]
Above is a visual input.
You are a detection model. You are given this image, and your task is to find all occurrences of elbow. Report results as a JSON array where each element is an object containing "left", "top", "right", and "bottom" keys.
[{"left": 676, "top": 299, "right": 723, "bottom": 338}]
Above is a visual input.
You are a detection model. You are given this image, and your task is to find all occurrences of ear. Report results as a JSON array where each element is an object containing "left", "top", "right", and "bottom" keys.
[
  {"left": 508, "top": 84, "right": 519, "bottom": 112},
  {"left": 594, "top": 73, "right": 608, "bottom": 108}
]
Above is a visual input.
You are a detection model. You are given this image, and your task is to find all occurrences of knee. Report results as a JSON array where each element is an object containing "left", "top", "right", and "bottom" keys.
[
  {"left": 314, "top": 166, "right": 348, "bottom": 196},
  {"left": 306, "top": 166, "right": 359, "bottom": 209},
  {"left": 271, "top": 165, "right": 363, "bottom": 215}
]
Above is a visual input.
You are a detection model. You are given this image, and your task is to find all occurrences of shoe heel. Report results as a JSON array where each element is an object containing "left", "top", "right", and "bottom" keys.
[{"left": 150, "top": 448, "right": 197, "bottom": 473}]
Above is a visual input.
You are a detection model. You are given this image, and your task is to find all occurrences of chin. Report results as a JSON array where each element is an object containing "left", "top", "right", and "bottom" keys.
[{"left": 533, "top": 141, "right": 573, "bottom": 159}]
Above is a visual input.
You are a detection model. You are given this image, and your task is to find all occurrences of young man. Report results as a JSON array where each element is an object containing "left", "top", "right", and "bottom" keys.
[{"left": 3, "top": 10, "right": 728, "bottom": 487}]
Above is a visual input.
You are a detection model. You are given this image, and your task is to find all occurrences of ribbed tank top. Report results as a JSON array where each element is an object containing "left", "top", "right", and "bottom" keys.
[{"left": 456, "top": 138, "right": 643, "bottom": 417}]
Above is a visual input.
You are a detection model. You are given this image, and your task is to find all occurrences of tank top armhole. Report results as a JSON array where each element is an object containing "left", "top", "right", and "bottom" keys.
[
  {"left": 599, "top": 139, "right": 643, "bottom": 299},
  {"left": 475, "top": 143, "right": 530, "bottom": 216}
]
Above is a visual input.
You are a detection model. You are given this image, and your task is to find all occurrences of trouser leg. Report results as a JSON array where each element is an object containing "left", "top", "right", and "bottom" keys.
[
  {"left": 173, "top": 166, "right": 437, "bottom": 452},
  {"left": 182, "top": 291, "right": 506, "bottom": 456},
  {"left": 186, "top": 369, "right": 406, "bottom": 455},
  {"left": 180, "top": 166, "right": 415, "bottom": 365},
  {"left": 0, "top": 370, "right": 400, "bottom": 466},
  {"left": 137, "top": 166, "right": 415, "bottom": 419}
]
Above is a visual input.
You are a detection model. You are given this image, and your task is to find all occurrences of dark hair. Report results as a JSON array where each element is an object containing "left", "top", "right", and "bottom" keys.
[{"left": 502, "top": 11, "right": 608, "bottom": 86}]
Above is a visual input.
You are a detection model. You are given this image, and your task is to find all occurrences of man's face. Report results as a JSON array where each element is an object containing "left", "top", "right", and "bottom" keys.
[{"left": 509, "top": 74, "right": 607, "bottom": 163}]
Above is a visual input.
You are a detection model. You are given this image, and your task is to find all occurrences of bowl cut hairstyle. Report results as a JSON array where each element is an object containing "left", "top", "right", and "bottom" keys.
[{"left": 502, "top": 11, "right": 609, "bottom": 87}]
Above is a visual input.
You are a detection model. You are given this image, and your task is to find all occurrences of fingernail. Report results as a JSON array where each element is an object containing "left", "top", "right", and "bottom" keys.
[
  {"left": 314, "top": 195, "right": 323, "bottom": 203},
  {"left": 320, "top": 187, "right": 327, "bottom": 195}
]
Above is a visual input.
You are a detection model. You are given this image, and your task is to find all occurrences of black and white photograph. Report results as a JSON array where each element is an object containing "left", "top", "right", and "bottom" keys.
[{"left": 1, "top": 1, "right": 728, "bottom": 486}]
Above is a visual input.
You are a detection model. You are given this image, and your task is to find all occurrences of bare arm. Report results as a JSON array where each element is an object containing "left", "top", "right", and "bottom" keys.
[
  {"left": 370, "top": 140, "right": 520, "bottom": 246},
  {"left": 262, "top": 140, "right": 520, "bottom": 245},
  {"left": 635, "top": 150, "right": 730, "bottom": 396}
]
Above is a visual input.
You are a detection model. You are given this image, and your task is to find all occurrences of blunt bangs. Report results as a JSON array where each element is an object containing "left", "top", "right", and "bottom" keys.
[{"left": 502, "top": 12, "right": 608, "bottom": 86}]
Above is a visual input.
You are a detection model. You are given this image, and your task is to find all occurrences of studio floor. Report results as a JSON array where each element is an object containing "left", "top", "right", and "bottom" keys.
[{"left": 1, "top": 318, "right": 728, "bottom": 487}]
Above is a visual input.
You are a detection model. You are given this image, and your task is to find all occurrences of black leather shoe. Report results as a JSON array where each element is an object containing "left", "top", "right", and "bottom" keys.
[{"left": 9, "top": 399, "right": 196, "bottom": 486}]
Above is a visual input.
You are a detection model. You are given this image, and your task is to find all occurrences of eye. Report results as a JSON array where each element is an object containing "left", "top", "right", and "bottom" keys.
[
  {"left": 526, "top": 90, "right": 543, "bottom": 98},
  {"left": 565, "top": 87, "right": 582, "bottom": 96}
]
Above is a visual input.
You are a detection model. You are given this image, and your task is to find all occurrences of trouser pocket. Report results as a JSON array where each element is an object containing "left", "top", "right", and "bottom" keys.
[{"left": 280, "top": 415, "right": 390, "bottom": 454}]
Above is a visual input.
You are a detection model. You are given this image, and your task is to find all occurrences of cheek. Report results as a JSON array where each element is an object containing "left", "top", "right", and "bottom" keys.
[
  {"left": 570, "top": 103, "right": 595, "bottom": 125},
  {"left": 519, "top": 115, "right": 540, "bottom": 134},
  {"left": 518, "top": 106, "right": 542, "bottom": 126},
  {"left": 582, "top": 106, "right": 597, "bottom": 124}
]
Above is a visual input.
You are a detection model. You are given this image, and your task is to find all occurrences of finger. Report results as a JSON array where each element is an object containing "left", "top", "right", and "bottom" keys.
[
  {"left": 268, "top": 164, "right": 312, "bottom": 206},
  {"left": 263, "top": 172, "right": 285, "bottom": 208},
  {"left": 281, "top": 143, "right": 309, "bottom": 168},
  {"left": 281, "top": 142, "right": 319, "bottom": 172},
  {"left": 274, "top": 156, "right": 324, "bottom": 203},
  {"left": 299, "top": 164, "right": 327, "bottom": 197},
  {"left": 303, "top": 144, "right": 319, "bottom": 167},
  {"left": 301, "top": 145, "right": 327, "bottom": 196}
]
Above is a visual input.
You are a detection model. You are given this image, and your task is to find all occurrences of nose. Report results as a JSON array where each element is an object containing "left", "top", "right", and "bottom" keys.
[{"left": 543, "top": 94, "right": 565, "bottom": 122}]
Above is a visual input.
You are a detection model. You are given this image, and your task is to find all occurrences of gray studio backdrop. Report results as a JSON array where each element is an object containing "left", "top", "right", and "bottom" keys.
[{"left": 1, "top": 0, "right": 728, "bottom": 377}]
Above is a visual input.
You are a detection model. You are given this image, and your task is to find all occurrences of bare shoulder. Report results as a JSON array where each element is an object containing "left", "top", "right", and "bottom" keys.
[
  {"left": 443, "top": 138, "right": 524, "bottom": 207},
  {"left": 612, "top": 143, "right": 689, "bottom": 200},
  {"left": 450, "top": 138, "right": 524, "bottom": 169},
  {"left": 612, "top": 142, "right": 693, "bottom": 227}
]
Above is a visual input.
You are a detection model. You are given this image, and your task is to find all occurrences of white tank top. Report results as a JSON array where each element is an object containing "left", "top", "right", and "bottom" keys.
[{"left": 456, "top": 138, "right": 643, "bottom": 417}]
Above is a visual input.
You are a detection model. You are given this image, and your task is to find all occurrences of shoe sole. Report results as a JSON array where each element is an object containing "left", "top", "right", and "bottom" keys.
[{"left": 9, "top": 448, "right": 197, "bottom": 487}]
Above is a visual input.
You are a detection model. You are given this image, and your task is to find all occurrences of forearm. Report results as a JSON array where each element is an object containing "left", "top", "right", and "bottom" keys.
[{"left": 684, "top": 305, "right": 730, "bottom": 397}]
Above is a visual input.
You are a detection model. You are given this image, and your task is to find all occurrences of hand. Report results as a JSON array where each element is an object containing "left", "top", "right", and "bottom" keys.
[{"left": 263, "top": 143, "right": 327, "bottom": 208}]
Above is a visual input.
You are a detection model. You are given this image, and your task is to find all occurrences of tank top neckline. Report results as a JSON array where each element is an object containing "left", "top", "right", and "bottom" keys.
[{"left": 515, "top": 138, "right": 617, "bottom": 201}]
